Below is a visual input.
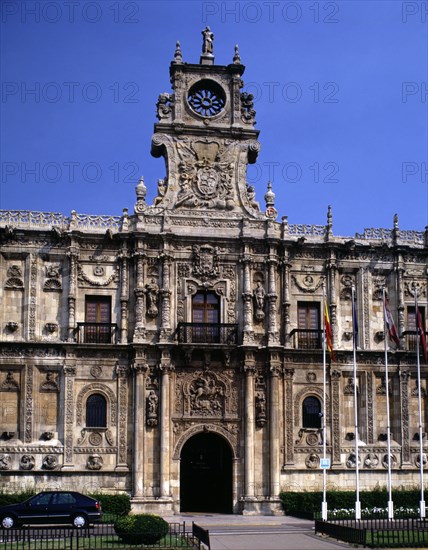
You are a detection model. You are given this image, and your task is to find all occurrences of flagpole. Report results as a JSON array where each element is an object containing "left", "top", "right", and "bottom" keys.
[
  {"left": 321, "top": 284, "right": 328, "bottom": 521},
  {"left": 415, "top": 288, "right": 426, "bottom": 519},
  {"left": 351, "top": 285, "right": 361, "bottom": 520},
  {"left": 382, "top": 287, "right": 394, "bottom": 520}
]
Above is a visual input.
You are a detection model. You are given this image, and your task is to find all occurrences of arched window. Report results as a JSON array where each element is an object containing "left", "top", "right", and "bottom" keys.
[
  {"left": 302, "top": 396, "right": 321, "bottom": 428},
  {"left": 86, "top": 394, "right": 107, "bottom": 428}
]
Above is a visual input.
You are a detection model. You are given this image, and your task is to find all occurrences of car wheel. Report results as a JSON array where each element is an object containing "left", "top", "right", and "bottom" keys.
[
  {"left": 72, "top": 514, "right": 88, "bottom": 529},
  {"left": 1, "top": 515, "right": 16, "bottom": 529}
]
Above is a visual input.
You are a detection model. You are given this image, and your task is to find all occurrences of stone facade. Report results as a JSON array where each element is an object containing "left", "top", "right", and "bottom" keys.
[{"left": 0, "top": 31, "right": 427, "bottom": 515}]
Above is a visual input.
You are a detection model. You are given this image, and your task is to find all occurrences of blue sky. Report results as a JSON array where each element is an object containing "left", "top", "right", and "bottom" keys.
[{"left": 1, "top": 0, "right": 427, "bottom": 236}]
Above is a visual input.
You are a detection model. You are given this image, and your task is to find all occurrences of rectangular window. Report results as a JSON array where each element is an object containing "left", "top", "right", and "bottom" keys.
[
  {"left": 84, "top": 296, "right": 112, "bottom": 343},
  {"left": 297, "top": 302, "right": 321, "bottom": 349},
  {"left": 407, "top": 306, "right": 426, "bottom": 351}
]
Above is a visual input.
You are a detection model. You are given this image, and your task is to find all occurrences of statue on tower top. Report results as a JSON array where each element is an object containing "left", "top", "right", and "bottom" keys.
[{"left": 202, "top": 26, "right": 214, "bottom": 55}]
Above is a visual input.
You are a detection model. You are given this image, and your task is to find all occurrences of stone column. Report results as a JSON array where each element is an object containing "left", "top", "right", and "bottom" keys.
[
  {"left": 133, "top": 253, "right": 146, "bottom": 342},
  {"left": 266, "top": 250, "right": 279, "bottom": 345},
  {"left": 269, "top": 354, "right": 281, "bottom": 497},
  {"left": 24, "top": 364, "right": 34, "bottom": 443},
  {"left": 119, "top": 250, "right": 129, "bottom": 344},
  {"left": 67, "top": 246, "right": 79, "bottom": 342},
  {"left": 331, "top": 369, "right": 342, "bottom": 466},
  {"left": 282, "top": 250, "right": 291, "bottom": 347},
  {"left": 241, "top": 253, "right": 254, "bottom": 343},
  {"left": 243, "top": 356, "right": 256, "bottom": 499},
  {"left": 62, "top": 364, "right": 76, "bottom": 470},
  {"left": 159, "top": 351, "right": 173, "bottom": 497},
  {"left": 26, "top": 255, "right": 38, "bottom": 341},
  {"left": 115, "top": 365, "right": 129, "bottom": 471},
  {"left": 327, "top": 252, "right": 338, "bottom": 347},
  {"left": 132, "top": 359, "right": 148, "bottom": 497},
  {"left": 283, "top": 367, "right": 295, "bottom": 465},
  {"left": 396, "top": 256, "right": 405, "bottom": 344},
  {"left": 160, "top": 254, "right": 172, "bottom": 341},
  {"left": 399, "top": 369, "right": 411, "bottom": 465}
]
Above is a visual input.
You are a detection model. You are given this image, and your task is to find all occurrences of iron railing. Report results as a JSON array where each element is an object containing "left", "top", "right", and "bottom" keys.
[
  {"left": 76, "top": 323, "right": 118, "bottom": 344},
  {"left": 289, "top": 329, "right": 322, "bottom": 350},
  {"left": 0, "top": 522, "right": 208, "bottom": 549},
  {"left": 402, "top": 330, "right": 428, "bottom": 352},
  {"left": 315, "top": 517, "right": 428, "bottom": 548},
  {"left": 177, "top": 322, "right": 238, "bottom": 345}
]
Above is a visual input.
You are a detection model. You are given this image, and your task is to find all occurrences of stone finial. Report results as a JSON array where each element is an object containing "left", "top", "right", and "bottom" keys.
[
  {"left": 200, "top": 27, "right": 214, "bottom": 65},
  {"left": 326, "top": 204, "right": 333, "bottom": 239},
  {"left": 233, "top": 44, "right": 241, "bottom": 64},
  {"left": 264, "top": 181, "right": 275, "bottom": 207},
  {"left": 393, "top": 213, "right": 399, "bottom": 230},
  {"left": 264, "top": 181, "right": 277, "bottom": 220},
  {"left": 135, "top": 176, "right": 147, "bottom": 202},
  {"left": 173, "top": 41, "right": 182, "bottom": 63}
]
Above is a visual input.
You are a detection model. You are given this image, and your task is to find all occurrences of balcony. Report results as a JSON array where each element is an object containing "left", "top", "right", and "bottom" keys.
[
  {"left": 177, "top": 322, "right": 238, "bottom": 345},
  {"left": 402, "top": 330, "right": 428, "bottom": 352},
  {"left": 76, "top": 323, "right": 118, "bottom": 344},
  {"left": 289, "top": 329, "right": 322, "bottom": 350}
]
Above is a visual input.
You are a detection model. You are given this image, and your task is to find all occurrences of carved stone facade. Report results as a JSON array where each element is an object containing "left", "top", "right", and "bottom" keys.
[{"left": 0, "top": 31, "right": 427, "bottom": 516}]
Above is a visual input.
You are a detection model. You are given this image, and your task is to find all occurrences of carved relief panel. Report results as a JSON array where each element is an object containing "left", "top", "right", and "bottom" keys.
[{"left": 175, "top": 369, "right": 238, "bottom": 419}]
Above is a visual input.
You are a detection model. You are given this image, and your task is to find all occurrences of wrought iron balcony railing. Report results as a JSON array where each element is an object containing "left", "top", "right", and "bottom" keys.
[
  {"left": 76, "top": 323, "right": 118, "bottom": 344},
  {"left": 289, "top": 328, "right": 322, "bottom": 350},
  {"left": 402, "top": 330, "right": 428, "bottom": 352},
  {"left": 177, "top": 322, "right": 238, "bottom": 345}
]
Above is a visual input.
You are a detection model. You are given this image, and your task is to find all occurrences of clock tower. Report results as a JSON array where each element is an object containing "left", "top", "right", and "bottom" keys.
[{"left": 135, "top": 29, "right": 266, "bottom": 220}]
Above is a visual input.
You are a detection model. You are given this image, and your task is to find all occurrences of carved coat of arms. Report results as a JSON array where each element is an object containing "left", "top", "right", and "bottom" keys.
[
  {"left": 175, "top": 139, "right": 235, "bottom": 210},
  {"left": 192, "top": 245, "right": 219, "bottom": 281}
]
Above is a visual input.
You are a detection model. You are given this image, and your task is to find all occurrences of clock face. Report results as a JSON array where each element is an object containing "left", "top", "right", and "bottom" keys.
[{"left": 187, "top": 79, "right": 226, "bottom": 118}]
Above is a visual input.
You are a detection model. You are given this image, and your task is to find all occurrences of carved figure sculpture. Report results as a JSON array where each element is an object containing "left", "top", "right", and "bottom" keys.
[
  {"left": 145, "top": 279, "right": 159, "bottom": 318},
  {"left": 42, "top": 454, "right": 58, "bottom": 470},
  {"left": 202, "top": 26, "right": 214, "bottom": 54},
  {"left": 87, "top": 454, "right": 103, "bottom": 471},
  {"left": 154, "top": 178, "right": 167, "bottom": 205},
  {"left": 146, "top": 390, "right": 159, "bottom": 427},
  {"left": 255, "top": 392, "right": 267, "bottom": 427},
  {"left": 20, "top": 454, "right": 35, "bottom": 470},
  {"left": 0, "top": 454, "right": 11, "bottom": 470},
  {"left": 253, "top": 282, "right": 265, "bottom": 321}
]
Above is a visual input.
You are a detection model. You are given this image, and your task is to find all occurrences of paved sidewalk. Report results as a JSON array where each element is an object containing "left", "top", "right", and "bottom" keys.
[{"left": 164, "top": 514, "right": 357, "bottom": 550}]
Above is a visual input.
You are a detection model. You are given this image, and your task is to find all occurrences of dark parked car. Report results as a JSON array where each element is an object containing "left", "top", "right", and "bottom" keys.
[{"left": 0, "top": 491, "right": 102, "bottom": 529}]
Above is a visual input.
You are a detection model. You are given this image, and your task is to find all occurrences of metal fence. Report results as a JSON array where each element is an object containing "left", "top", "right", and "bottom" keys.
[
  {"left": 0, "top": 522, "right": 209, "bottom": 550},
  {"left": 315, "top": 517, "right": 428, "bottom": 548}
]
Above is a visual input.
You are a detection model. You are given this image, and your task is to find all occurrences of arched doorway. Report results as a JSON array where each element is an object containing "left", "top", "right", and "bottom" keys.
[{"left": 180, "top": 432, "right": 233, "bottom": 513}]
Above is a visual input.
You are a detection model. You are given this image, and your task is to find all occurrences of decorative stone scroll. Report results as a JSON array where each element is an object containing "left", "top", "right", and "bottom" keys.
[
  {"left": 43, "top": 265, "right": 62, "bottom": 291},
  {"left": 0, "top": 371, "right": 19, "bottom": 391},
  {"left": 291, "top": 274, "right": 323, "bottom": 294},
  {"left": 4, "top": 265, "right": 24, "bottom": 290},
  {"left": 39, "top": 372, "right": 59, "bottom": 392}
]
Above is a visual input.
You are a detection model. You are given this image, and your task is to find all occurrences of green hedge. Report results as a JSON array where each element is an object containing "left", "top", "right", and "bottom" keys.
[
  {"left": 280, "top": 489, "right": 421, "bottom": 517},
  {"left": 0, "top": 490, "right": 36, "bottom": 507},
  {"left": 89, "top": 493, "right": 131, "bottom": 516}
]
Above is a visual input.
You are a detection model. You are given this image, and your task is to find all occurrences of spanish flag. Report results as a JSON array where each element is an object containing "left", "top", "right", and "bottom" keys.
[{"left": 324, "top": 299, "right": 335, "bottom": 362}]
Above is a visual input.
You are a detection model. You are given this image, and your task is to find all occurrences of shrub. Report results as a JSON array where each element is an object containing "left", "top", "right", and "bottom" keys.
[{"left": 114, "top": 514, "right": 169, "bottom": 545}]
